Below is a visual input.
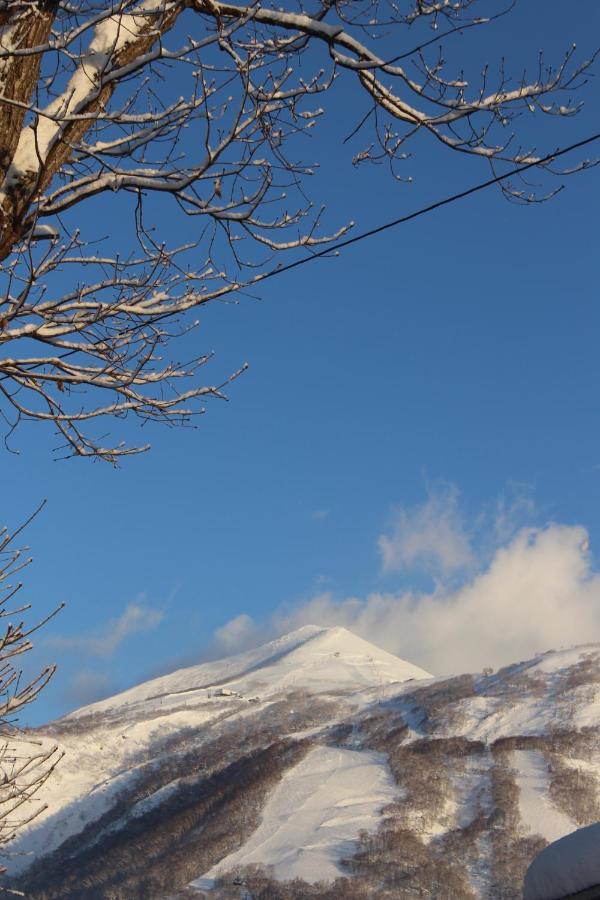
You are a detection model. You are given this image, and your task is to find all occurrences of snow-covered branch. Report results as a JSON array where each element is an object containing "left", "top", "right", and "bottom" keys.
[
  {"left": 0, "top": 0, "right": 595, "bottom": 460},
  {"left": 0, "top": 504, "right": 63, "bottom": 876}
]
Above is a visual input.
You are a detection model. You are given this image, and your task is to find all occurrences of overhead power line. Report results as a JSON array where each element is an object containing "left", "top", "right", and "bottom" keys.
[
  {"left": 7, "top": 130, "right": 599, "bottom": 381},
  {"left": 257, "top": 131, "right": 600, "bottom": 285}
]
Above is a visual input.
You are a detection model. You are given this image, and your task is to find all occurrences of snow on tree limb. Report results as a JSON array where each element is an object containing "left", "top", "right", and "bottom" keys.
[
  {"left": 0, "top": 0, "right": 596, "bottom": 461},
  {"left": 0, "top": 503, "right": 63, "bottom": 878}
]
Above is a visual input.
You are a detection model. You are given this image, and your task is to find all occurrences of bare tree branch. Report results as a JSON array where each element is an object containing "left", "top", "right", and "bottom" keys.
[
  {"left": 0, "top": 502, "right": 62, "bottom": 881},
  {"left": 0, "top": 0, "right": 595, "bottom": 460}
]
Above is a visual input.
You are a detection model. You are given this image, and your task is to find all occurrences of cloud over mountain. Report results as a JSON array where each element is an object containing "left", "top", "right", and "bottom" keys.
[{"left": 213, "top": 489, "right": 599, "bottom": 675}]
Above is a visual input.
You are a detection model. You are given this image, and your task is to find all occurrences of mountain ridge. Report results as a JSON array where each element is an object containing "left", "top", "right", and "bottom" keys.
[
  {"left": 60, "top": 624, "right": 432, "bottom": 722},
  {"left": 5, "top": 628, "right": 600, "bottom": 899}
]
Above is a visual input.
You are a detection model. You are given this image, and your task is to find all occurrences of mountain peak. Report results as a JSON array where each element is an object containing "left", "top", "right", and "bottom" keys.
[
  {"left": 64, "top": 624, "right": 431, "bottom": 721},
  {"left": 10, "top": 639, "right": 600, "bottom": 898}
]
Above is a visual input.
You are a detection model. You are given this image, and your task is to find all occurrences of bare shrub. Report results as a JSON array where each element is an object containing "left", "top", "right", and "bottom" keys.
[
  {"left": 408, "top": 674, "right": 477, "bottom": 733},
  {"left": 0, "top": 505, "right": 63, "bottom": 881},
  {"left": 491, "top": 735, "right": 547, "bottom": 754},
  {"left": 214, "top": 866, "right": 373, "bottom": 899},
  {"left": 11, "top": 738, "right": 313, "bottom": 899},
  {"left": 557, "top": 655, "right": 600, "bottom": 693},
  {"left": 548, "top": 757, "right": 600, "bottom": 826},
  {"left": 347, "top": 825, "right": 476, "bottom": 899}
]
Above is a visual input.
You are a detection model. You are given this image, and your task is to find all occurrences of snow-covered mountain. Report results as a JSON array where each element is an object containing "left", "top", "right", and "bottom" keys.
[{"left": 4, "top": 627, "right": 600, "bottom": 899}]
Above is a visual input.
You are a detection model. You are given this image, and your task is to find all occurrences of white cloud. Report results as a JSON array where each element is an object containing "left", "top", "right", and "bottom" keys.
[
  {"left": 50, "top": 602, "right": 164, "bottom": 658},
  {"left": 378, "top": 485, "right": 474, "bottom": 576},
  {"left": 210, "top": 522, "right": 600, "bottom": 677},
  {"left": 213, "top": 613, "right": 259, "bottom": 655},
  {"left": 492, "top": 482, "right": 536, "bottom": 545}
]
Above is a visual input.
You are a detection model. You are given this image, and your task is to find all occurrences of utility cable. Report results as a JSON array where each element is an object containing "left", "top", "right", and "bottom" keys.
[
  {"left": 4, "top": 130, "right": 600, "bottom": 384},
  {"left": 256, "top": 131, "right": 600, "bottom": 285}
]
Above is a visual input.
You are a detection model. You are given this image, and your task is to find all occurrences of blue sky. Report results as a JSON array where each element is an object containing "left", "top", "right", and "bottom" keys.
[{"left": 4, "top": 2, "right": 600, "bottom": 724}]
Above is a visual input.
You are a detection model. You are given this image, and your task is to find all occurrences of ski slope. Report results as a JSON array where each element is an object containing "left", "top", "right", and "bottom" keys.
[
  {"left": 512, "top": 750, "right": 574, "bottom": 843},
  {"left": 193, "top": 746, "right": 397, "bottom": 888},
  {"left": 4, "top": 628, "right": 599, "bottom": 899},
  {"left": 6, "top": 626, "right": 429, "bottom": 873}
]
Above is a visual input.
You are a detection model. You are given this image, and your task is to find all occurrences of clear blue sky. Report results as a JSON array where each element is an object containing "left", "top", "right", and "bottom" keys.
[{"left": 5, "top": 2, "right": 600, "bottom": 723}]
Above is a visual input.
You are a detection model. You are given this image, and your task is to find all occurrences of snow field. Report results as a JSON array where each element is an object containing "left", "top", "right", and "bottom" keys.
[
  {"left": 72, "top": 626, "right": 430, "bottom": 719},
  {"left": 192, "top": 745, "right": 398, "bottom": 887},
  {"left": 512, "top": 749, "right": 574, "bottom": 844},
  {"left": 6, "top": 627, "right": 426, "bottom": 874}
]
